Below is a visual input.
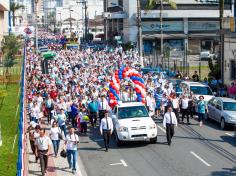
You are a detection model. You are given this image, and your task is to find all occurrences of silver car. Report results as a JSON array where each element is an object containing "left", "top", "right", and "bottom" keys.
[{"left": 207, "top": 97, "right": 236, "bottom": 130}]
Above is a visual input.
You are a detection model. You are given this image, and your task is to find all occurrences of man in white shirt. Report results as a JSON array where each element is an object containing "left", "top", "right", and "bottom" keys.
[
  {"left": 31, "top": 102, "right": 40, "bottom": 123},
  {"left": 181, "top": 95, "right": 190, "bottom": 124},
  {"left": 163, "top": 106, "right": 177, "bottom": 146},
  {"left": 98, "top": 95, "right": 110, "bottom": 122},
  {"left": 65, "top": 127, "right": 79, "bottom": 174},
  {"left": 100, "top": 111, "right": 113, "bottom": 152},
  {"left": 35, "top": 129, "right": 51, "bottom": 176}
]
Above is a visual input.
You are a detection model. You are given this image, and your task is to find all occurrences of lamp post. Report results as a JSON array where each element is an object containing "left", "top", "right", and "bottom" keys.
[
  {"left": 137, "top": 0, "right": 143, "bottom": 67},
  {"left": 160, "top": 0, "right": 164, "bottom": 67},
  {"left": 76, "top": 0, "right": 88, "bottom": 41},
  {"left": 57, "top": 12, "right": 62, "bottom": 33},
  {"left": 35, "top": 0, "right": 38, "bottom": 51},
  {"left": 69, "top": 9, "right": 73, "bottom": 35}
]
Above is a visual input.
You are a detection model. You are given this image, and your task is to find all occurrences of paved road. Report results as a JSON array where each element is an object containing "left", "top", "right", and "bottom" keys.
[{"left": 78, "top": 117, "right": 236, "bottom": 176}]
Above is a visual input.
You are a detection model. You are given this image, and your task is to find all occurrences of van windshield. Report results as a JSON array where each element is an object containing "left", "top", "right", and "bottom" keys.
[
  {"left": 118, "top": 106, "right": 149, "bottom": 119},
  {"left": 190, "top": 86, "right": 213, "bottom": 95}
]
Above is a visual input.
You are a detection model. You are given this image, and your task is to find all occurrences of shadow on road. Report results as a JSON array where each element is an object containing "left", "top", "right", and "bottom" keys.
[{"left": 210, "top": 167, "right": 236, "bottom": 176}]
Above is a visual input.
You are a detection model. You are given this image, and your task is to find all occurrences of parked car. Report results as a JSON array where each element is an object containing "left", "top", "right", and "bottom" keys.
[
  {"left": 111, "top": 102, "right": 157, "bottom": 146},
  {"left": 200, "top": 50, "right": 217, "bottom": 60},
  {"left": 207, "top": 97, "right": 236, "bottom": 130}
]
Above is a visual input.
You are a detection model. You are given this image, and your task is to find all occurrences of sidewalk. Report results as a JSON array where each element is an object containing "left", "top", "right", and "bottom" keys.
[{"left": 27, "top": 118, "right": 87, "bottom": 176}]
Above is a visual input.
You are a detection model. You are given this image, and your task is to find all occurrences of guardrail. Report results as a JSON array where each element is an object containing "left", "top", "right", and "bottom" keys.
[{"left": 16, "top": 44, "right": 27, "bottom": 176}]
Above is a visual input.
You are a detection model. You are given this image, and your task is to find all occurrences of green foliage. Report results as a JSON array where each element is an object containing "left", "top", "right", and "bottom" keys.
[
  {"left": 48, "top": 11, "right": 56, "bottom": 25},
  {"left": 208, "top": 59, "right": 221, "bottom": 79},
  {"left": 87, "top": 33, "right": 94, "bottom": 41},
  {"left": 163, "top": 42, "right": 171, "bottom": 58},
  {"left": 2, "top": 35, "right": 21, "bottom": 68},
  {"left": 10, "top": 2, "right": 24, "bottom": 26},
  {"left": 146, "top": 0, "right": 177, "bottom": 10}
]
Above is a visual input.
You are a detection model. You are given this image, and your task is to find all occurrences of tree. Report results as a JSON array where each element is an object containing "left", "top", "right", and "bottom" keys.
[
  {"left": 10, "top": 2, "right": 24, "bottom": 26},
  {"left": 2, "top": 35, "right": 21, "bottom": 74},
  {"left": 147, "top": 0, "right": 177, "bottom": 9},
  {"left": 146, "top": 0, "right": 177, "bottom": 66}
]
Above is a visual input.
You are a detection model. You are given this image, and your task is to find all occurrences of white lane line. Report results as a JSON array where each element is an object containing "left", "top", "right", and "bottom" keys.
[
  {"left": 110, "top": 159, "right": 128, "bottom": 167},
  {"left": 110, "top": 162, "right": 123, "bottom": 166},
  {"left": 157, "top": 125, "right": 166, "bottom": 133},
  {"left": 225, "top": 133, "right": 234, "bottom": 137},
  {"left": 190, "top": 151, "right": 211, "bottom": 167},
  {"left": 120, "top": 159, "right": 128, "bottom": 167}
]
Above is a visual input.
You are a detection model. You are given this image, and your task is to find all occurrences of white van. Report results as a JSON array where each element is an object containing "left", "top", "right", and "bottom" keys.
[
  {"left": 111, "top": 102, "right": 157, "bottom": 146},
  {"left": 181, "top": 81, "right": 215, "bottom": 102}
]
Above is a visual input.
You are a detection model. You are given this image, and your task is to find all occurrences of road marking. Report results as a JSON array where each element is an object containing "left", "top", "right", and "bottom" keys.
[
  {"left": 157, "top": 125, "right": 166, "bottom": 133},
  {"left": 110, "top": 159, "right": 128, "bottom": 167},
  {"left": 225, "top": 133, "right": 234, "bottom": 137},
  {"left": 120, "top": 159, "right": 128, "bottom": 167},
  {"left": 190, "top": 151, "right": 211, "bottom": 167}
]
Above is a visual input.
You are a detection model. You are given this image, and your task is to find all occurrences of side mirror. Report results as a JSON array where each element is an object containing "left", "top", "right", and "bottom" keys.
[{"left": 213, "top": 92, "right": 217, "bottom": 96}]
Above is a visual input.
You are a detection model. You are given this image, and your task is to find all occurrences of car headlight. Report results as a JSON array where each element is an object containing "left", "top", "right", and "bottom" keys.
[
  {"left": 118, "top": 126, "right": 128, "bottom": 132},
  {"left": 149, "top": 124, "right": 157, "bottom": 129}
]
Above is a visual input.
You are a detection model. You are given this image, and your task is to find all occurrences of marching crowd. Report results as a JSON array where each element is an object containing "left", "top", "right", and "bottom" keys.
[{"left": 26, "top": 32, "right": 236, "bottom": 176}]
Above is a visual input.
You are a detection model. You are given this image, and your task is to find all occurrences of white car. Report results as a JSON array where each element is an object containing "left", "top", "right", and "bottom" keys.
[
  {"left": 181, "top": 82, "right": 215, "bottom": 102},
  {"left": 111, "top": 102, "right": 157, "bottom": 145},
  {"left": 207, "top": 97, "right": 236, "bottom": 130},
  {"left": 200, "top": 50, "right": 216, "bottom": 60}
]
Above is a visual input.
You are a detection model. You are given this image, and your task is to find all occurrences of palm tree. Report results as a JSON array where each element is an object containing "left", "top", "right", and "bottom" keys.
[
  {"left": 146, "top": 0, "right": 177, "bottom": 66},
  {"left": 10, "top": 2, "right": 24, "bottom": 26}
]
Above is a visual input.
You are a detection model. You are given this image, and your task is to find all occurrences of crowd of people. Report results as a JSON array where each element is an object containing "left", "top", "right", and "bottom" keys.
[{"left": 26, "top": 32, "right": 235, "bottom": 175}]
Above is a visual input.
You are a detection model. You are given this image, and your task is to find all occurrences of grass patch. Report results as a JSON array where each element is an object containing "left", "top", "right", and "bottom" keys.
[{"left": 0, "top": 84, "right": 20, "bottom": 176}]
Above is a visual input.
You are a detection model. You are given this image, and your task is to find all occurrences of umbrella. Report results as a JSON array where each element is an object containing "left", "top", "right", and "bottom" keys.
[{"left": 42, "top": 51, "right": 56, "bottom": 60}]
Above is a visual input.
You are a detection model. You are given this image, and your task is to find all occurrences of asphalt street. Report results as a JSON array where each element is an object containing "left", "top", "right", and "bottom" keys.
[{"left": 78, "top": 117, "right": 236, "bottom": 176}]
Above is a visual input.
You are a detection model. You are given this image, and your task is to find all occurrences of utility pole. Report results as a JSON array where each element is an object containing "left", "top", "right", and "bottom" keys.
[
  {"left": 105, "top": 0, "right": 108, "bottom": 41},
  {"left": 137, "top": 0, "right": 143, "bottom": 67},
  {"left": 220, "top": 0, "right": 224, "bottom": 84},
  {"left": 69, "top": 8, "right": 72, "bottom": 35},
  {"left": 84, "top": 0, "right": 88, "bottom": 41},
  {"left": 35, "top": 0, "right": 38, "bottom": 51},
  {"left": 76, "top": 0, "right": 88, "bottom": 41},
  {"left": 160, "top": 0, "right": 164, "bottom": 67},
  {"left": 95, "top": 11, "right": 97, "bottom": 37}
]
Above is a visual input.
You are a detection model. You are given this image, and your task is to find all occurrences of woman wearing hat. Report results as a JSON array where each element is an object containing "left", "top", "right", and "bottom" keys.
[{"left": 197, "top": 96, "right": 207, "bottom": 127}]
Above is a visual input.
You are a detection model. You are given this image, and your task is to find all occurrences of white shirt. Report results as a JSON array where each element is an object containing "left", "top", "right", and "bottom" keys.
[
  {"left": 66, "top": 133, "right": 79, "bottom": 150},
  {"left": 31, "top": 106, "right": 40, "bottom": 119},
  {"left": 182, "top": 98, "right": 189, "bottom": 109},
  {"left": 50, "top": 127, "right": 61, "bottom": 141},
  {"left": 146, "top": 96, "right": 152, "bottom": 107},
  {"left": 163, "top": 112, "right": 178, "bottom": 128},
  {"left": 172, "top": 98, "right": 179, "bottom": 109},
  {"left": 100, "top": 117, "right": 113, "bottom": 134},
  {"left": 35, "top": 136, "right": 51, "bottom": 150},
  {"left": 98, "top": 99, "right": 110, "bottom": 111}
]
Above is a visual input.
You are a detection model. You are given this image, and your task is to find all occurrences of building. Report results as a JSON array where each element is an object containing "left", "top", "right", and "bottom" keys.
[
  {"left": 105, "top": 0, "right": 234, "bottom": 56},
  {"left": 0, "top": 0, "right": 9, "bottom": 62},
  {"left": 224, "top": 33, "right": 236, "bottom": 85},
  {"left": 55, "top": 0, "right": 104, "bottom": 38}
]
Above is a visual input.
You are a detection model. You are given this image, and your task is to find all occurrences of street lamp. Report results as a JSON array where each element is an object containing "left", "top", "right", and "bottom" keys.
[
  {"left": 137, "top": 0, "right": 143, "bottom": 67},
  {"left": 57, "top": 12, "right": 62, "bottom": 33},
  {"left": 35, "top": 0, "right": 39, "bottom": 51}
]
